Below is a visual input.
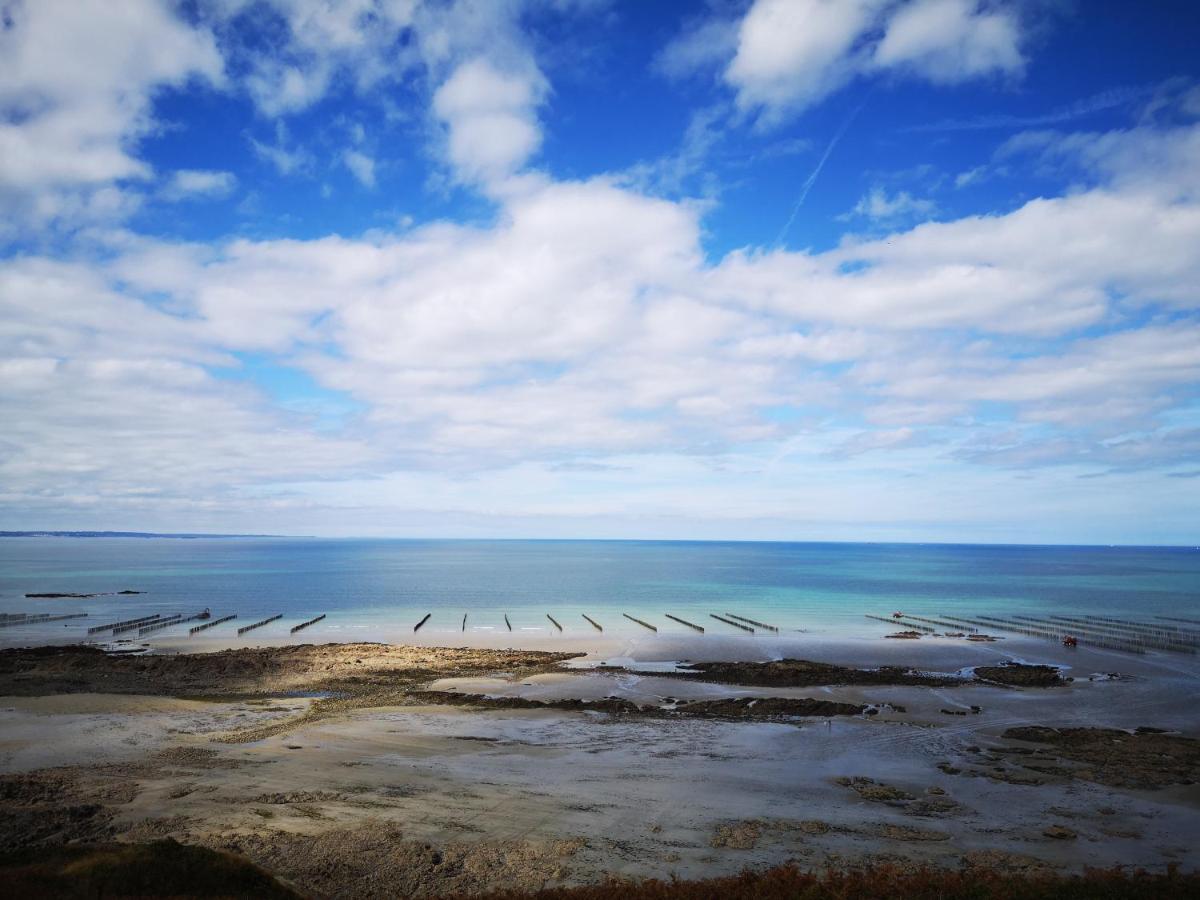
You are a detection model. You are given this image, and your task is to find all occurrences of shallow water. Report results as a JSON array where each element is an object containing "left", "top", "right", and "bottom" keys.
[{"left": 1, "top": 537, "right": 1198, "bottom": 647}]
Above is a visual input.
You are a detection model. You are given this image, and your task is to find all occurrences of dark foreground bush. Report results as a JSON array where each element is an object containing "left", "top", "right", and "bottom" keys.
[
  {"left": 469, "top": 863, "right": 1200, "bottom": 900},
  {"left": 0, "top": 838, "right": 300, "bottom": 899}
]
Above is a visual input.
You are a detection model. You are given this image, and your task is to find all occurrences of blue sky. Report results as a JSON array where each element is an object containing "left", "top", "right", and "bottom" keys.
[{"left": 2, "top": 0, "right": 1199, "bottom": 543}]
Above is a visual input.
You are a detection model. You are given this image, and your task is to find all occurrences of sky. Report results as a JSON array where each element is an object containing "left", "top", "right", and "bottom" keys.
[{"left": 1, "top": 0, "right": 1199, "bottom": 545}]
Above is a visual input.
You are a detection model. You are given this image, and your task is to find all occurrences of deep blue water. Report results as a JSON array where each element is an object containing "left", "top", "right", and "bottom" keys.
[{"left": 1, "top": 538, "right": 1198, "bottom": 644}]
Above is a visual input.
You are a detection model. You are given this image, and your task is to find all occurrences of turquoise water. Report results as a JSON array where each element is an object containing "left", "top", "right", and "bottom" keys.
[{"left": 1, "top": 538, "right": 1198, "bottom": 644}]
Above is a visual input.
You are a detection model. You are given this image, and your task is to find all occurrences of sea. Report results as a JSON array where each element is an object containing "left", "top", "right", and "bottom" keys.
[{"left": 1, "top": 538, "right": 1198, "bottom": 646}]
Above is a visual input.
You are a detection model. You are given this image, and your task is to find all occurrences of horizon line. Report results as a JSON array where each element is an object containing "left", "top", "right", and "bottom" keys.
[{"left": 1, "top": 531, "right": 1196, "bottom": 550}]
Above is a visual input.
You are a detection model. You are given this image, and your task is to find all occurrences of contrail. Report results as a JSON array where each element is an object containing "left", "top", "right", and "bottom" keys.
[{"left": 775, "top": 96, "right": 869, "bottom": 247}]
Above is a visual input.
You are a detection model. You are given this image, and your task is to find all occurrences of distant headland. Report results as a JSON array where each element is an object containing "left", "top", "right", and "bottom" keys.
[{"left": 0, "top": 531, "right": 298, "bottom": 539}]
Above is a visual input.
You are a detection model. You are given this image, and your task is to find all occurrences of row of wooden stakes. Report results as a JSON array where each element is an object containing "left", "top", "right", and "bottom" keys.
[{"left": 413, "top": 611, "right": 780, "bottom": 634}]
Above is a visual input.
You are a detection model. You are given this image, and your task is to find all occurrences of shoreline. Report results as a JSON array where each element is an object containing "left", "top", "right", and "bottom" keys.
[{"left": 1, "top": 636, "right": 1197, "bottom": 896}]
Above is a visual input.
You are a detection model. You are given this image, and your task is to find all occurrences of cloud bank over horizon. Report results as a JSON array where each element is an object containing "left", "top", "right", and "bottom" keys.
[{"left": 1, "top": 0, "right": 1198, "bottom": 544}]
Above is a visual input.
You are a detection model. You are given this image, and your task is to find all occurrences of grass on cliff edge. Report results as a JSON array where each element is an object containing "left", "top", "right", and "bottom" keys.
[{"left": 1, "top": 842, "right": 1195, "bottom": 899}]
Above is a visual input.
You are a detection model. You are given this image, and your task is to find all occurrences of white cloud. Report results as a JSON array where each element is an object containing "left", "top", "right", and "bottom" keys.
[
  {"left": 1, "top": 3, "right": 1197, "bottom": 536},
  {"left": 0, "top": 0, "right": 223, "bottom": 227},
  {"left": 342, "top": 150, "right": 377, "bottom": 187},
  {"left": 656, "top": 15, "right": 740, "bottom": 80},
  {"left": 669, "top": 0, "right": 1028, "bottom": 124},
  {"left": 249, "top": 123, "right": 313, "bottom": 176},
  {"left": 873, "top": 0, "right": 1023, "bottom": 83},
  {"left": 219, "top": 0, "right": 562, "bottom": 190},
  {"left": 845, "top": 186, "right": 937, "bottom": 222},
  {"left": 67, "top": 122, "right": 1199, "bottom": 485},
  {"left": 726, "top": 0, "right": 882, "bottom": 123},
  {"left": 161, "top": 169, "right": 238, "bottom": 201},
  {"left": 224, "top": 0, "right": 418, "bottom": 117},
  {"left": 432, "top": 57, "right": 547, "bottom": 186}
]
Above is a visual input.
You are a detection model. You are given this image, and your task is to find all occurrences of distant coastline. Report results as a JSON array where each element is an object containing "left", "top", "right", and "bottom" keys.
[{"left": 0, "top": 531, "right": 299, "bottom": 539}]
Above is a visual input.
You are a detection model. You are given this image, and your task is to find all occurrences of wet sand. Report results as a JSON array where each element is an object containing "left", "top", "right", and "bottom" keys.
[{"left": 1, "top": 634, "right": 1197, "bottom": 897}]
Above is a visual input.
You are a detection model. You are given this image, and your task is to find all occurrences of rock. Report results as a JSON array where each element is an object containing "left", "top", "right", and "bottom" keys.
[
  {"left": 1000, "top": 726, "right": 1200, "bottom": 789},
  {"left": 710, "top": 820, "right": 762, "bottom": 849},
  {"left": 974, "top": 663, "right": 1064, "bottom": 688},
  {"left": 658, "top": 659, "right": 963, "bottom": 688},
  {"left": 878, "top": 824, "right": 951, "bottom": 841},
  {"left": 1043, "top": 825, "right": 1077, "bottom": 840},
  {"left": 797, "top": 820, "right": 830, "bottom": 835},
  {"left": 836, "top": 777, "right": 914, "bottom": 804}
]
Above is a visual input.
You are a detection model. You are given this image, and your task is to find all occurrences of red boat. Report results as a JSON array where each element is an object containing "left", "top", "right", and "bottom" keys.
[{"left": 1062, "top": 635, "right": 1078, "bottom": 647}]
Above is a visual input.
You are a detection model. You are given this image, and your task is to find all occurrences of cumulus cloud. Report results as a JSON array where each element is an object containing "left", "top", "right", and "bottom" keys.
[
  {"left": 726, "top": 0, "right": 882, "bottom": 122},
  {"left": 0, "top": 0, "right": 223, "bottom": 229},
  {"left": 666, "top": 0, "right": 1026, "bottom": 124},
  {"left": 432, "top": 58, "right": 547, "bottom": 187},
  {"left": 1, "top": 2, "right": 1197, "bottom": 536},
  {"left": 220, "top": 0, "right": 418, "bottom": 117},
  {"left": 36, "top": 122, "right": 1193, "bottom": 489},
  {"left": 161, "top": 169, "right": 238, "bottom": 201},
  {"left": 873, "top": 0, "right": 1023, "bottom": 82}
]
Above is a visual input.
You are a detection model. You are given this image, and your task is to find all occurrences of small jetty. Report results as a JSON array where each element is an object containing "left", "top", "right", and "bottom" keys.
[
  {"left": 933, "top": 613, "right": 1149, "bottom": 655},
  {"left": 290, "top": 614, "right": 326, "bottom": 634},
  {"left": 999, "top": 612, "right": 1200, "bottom": 653},
  {"left": 1157, "top": 615, "right": 1200, "bottom": 626},
  {"left": 547, "top": 614, "right": 563, "bottom": 632},
  {"left": 623, "top": 613, "right": 657, "bottom": 632},
  {"left": 191, "top": 614, "right": 237, "bottom": 635},
  {"left": 1012, "top": 614, "right": 1196, "bottom": 654},
  {"left": 725, "top": 613, "right": 777, "bottom": 632},
  {"left": 504, "top": 614, "right": 512, "bottom": 631},
  {"left": 462, "top": 613, "right": 468, "bottom": 632},
  {"left": 582, "top": 613, "right": 603, "bottom": 632},
  {"left": 414, "top": 613, "right": 431, "bottom": 632},
  {"left": 237, "top": 614, "right": 282, "bottom": 636},
  {"left": 139, "top": 610, "right": 210, "bottom": 636},
  {"left": 0, "top": 612, "right": 87, "bottom": 629},
  {"left": 865, "top": 614, "right": 934, "bottom": 633},
  {"left": 115, "top": 614, "right": 181, "bottom": 636},
  {"left": 709, "top": 613, "right": 752, "bottom": 633},
  {"left": 88, "top": 614, "right": 163, "bottom": 635},
  {"left": 903, "top": 614, "right": 977, "bottom": 633},
  {"left": 665, "top": 613, "right": 703, "bottom": 633}
]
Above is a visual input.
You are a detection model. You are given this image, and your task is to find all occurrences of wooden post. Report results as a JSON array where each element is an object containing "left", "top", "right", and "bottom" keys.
[
  {"left": 725, "top": 613, "right": 778, "bottom": 632},
  {"left": 191, "top": 614, "right": 237, "bottom": 635},
  {"left": 290, "top": 614, "right": 326, "bottom": 634},
  {"left": 582, "top": 614, "right": 603, "bottom": 632},
  {"left": 547, "top": 614, "right": 563, "bottom": 632},
  {"left": 236, "top": 614, "right": 282, "bottom": 636},
  {"left": 414, "top": 613, "right": 431, "bottom": 632},
  {"left": 623, "top": 613, "right": 657, "bottom": 632},
  {"left": 709, "top": 614, "right": 752, "bottom": 633},
  {"left": 665, "top": 614, "right": 704, "bottom": 633}
]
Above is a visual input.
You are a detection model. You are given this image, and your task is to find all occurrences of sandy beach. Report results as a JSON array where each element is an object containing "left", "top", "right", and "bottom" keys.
[{"left": 1, "top": 630, "right": 1197, "bottom": 898}]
